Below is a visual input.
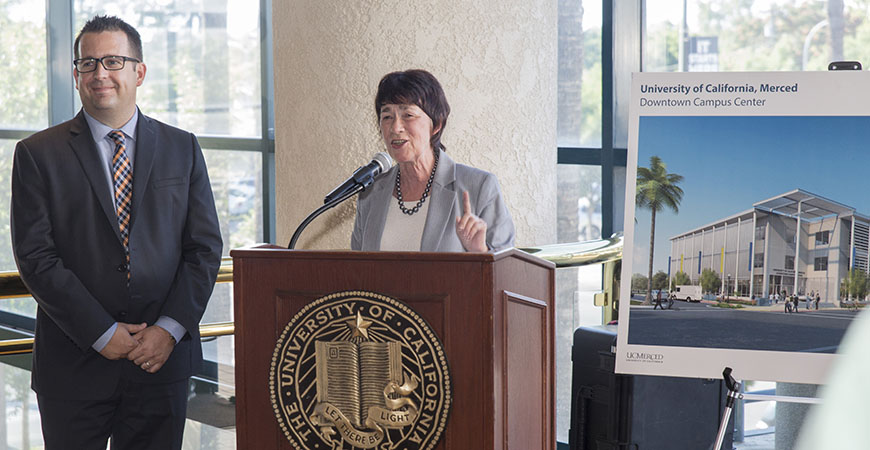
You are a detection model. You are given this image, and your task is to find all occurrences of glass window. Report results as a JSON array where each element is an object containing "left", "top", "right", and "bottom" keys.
[
  {"left": 815, "top": 256, "right": 828, "bottom": 271},
  {"left": 754, "top": 252, "right": 765, "bottom": 268},
  {"left": 203, "top": 149, "right": 263, "bottom": 254},
  {"left": 554, "top": 264, "right": 603, "bottom": 445},
  {"left": 644, "top": 0, "right": 868, "bottom": 72},
  {"left": 554, "top": 166, "right": 604, "bottom": 445},
  {"left": 558, "top": 0, "right": 602, "bottom": 148},
  {"left": 60, "top": 12, "right": 267, "bottom": 439},
  {"left": 554, "top": 0, "right": 606, "bottom": 431},
  {"left": 0, "top": 3, "right": 271, "bottom": 447},
  {"left": 739, "top": 381, "right": 777, "bottom": 446},
  {"left": 74, "top": 1, "right": 263, "bottom": 137},
  {"left": 0, "top": 0, "right": 48, "bottom": 130},
  {"left": 0, "top": 141, "right": 33, "bottom": 335},
  {"left": 0, "top": 140, "right": 18, "bottom": 272},
  {"left": 785, "top": 255, "right": 794, "bottom": 270},
  {"left": 0, "top": 358, "right": 43, "bottom": 448},
  {"left": 0, "top": 355, "right": 236, "bottom": 447},
  {"left": 558, "top": 164, "right": 603, "bottom": 243},
  {"left": 815, "top": 230, "right": 830, "bottom": 245},
  {"left": 199, "top": 147, "right": 260, "bottom": 392}
]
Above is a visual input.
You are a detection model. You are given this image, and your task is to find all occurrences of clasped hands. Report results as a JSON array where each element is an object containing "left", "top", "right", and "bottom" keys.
[{"left": 98, "top": 322, "right": 175, "bottom": 374}]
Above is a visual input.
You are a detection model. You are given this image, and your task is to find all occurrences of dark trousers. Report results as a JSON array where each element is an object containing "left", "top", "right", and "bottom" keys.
[{"left": 38, "top": 377, "right": 189, "bottom": 450}]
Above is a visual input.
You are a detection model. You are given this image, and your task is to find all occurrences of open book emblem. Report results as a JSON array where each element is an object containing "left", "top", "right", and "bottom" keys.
[{"left": 270, "top": 291, "right": 452, "bottom": 450}]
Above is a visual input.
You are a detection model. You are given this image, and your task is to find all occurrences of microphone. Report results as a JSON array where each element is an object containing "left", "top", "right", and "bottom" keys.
[
  {"left": 289, "top": 152, "right": 393, "bottom": 248},
  {"left": 323, "top": 152, "right": 393, "bottom": 204}
]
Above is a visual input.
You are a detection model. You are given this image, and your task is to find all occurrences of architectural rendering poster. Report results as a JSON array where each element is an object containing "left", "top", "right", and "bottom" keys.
[{"left": 616, "top": 71, "right": 870, "bottom": 384}]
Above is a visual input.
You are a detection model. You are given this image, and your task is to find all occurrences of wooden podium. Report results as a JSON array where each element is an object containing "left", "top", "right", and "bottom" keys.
[{"left": 231, "top": 247, "right": 555, "bottom": 450}]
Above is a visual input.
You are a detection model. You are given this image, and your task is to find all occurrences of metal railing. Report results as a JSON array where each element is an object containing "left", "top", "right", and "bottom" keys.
[
  {"left": 0, "top": 257, "right": 237, "bottom": 355},
  {"left": 0, "top": 238, "right": 624, "bottom": 355},
  {"left": 0, "top": 321, "right": 235, "bottom": 356},
  {"left": 518, "top": 233, "right": 622, "bottom": 268}
]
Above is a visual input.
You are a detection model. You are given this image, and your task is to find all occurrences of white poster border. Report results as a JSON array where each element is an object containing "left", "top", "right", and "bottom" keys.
[{"left": 615, "top": 71, "right": 870, "bottom": 384}]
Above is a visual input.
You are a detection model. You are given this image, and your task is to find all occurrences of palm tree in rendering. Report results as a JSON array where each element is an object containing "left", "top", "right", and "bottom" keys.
[{"left": 636, "top": 156, "right": 684, "bottom": 304}]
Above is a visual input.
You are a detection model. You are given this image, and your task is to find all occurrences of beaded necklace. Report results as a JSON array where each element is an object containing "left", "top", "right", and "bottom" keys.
[{"left": 396, "top": 152, "right": 439, "bottom": 215}]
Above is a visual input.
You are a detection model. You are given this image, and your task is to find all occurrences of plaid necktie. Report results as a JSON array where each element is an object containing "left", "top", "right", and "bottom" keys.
[{"left": 108, "top": 130, "right": 132, "bottom": 279}]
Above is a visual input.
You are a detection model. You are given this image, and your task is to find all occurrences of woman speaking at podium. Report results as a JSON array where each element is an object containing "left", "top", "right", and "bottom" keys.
[{"left": 351, "top": 69, "right": 515, "bottom": 252}]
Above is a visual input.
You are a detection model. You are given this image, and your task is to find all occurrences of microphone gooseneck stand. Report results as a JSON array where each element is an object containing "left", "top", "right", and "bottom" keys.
[
  {"left": 713, "top": 367, "right": 742, "bottom": 450},
  {"left": 288, "top": 184, "right": 363, "bottom": 249}
]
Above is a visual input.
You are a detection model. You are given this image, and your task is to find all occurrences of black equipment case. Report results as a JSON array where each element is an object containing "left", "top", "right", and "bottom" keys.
[{"left": 569, "top": 325, "right": 734, "bottom": 450}]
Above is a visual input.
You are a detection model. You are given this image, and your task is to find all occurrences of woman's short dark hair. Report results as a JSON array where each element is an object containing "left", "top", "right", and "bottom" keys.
[
  {"left": 74, "top": 15, "right": 143, "bottom": 61},
  {"left": 375, "top": 69, "right": 450, "bottom": 151}
]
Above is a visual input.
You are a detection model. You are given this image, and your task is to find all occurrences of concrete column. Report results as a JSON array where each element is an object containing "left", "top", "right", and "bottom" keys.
[
  {"left": 701, "top": 228, "right": 706, "bottom": 282},
  {"left": 775, "top": 383, "right": 819, "bottom": 450},
  {"left": 866, "top": 218, "right": 870, "bottom": 275},
  {"left": 851, "top": 216, "right": 855, "bottom": 270},
  {"left": 763, "top": 219, "right": 771, "bottom": 298},
  {"left": 721, "top": 223, "right": 727, "bottom": 295},
  {"left": 681, "top": 236, "right": 686, "bottom": 273},
  {"left": 736, "top": 217, "right": 741, "bottom": 294},
  {"left": 794, "top": 201, "right": 802, "bottom": 295},
  {"left": 710, "top": 226, "right": 715, "bottom": 271},
  {"left": 272, "top": 0, "right": 557, "bottom": 249},
  {"left": 750, "top": 211, "right": 756, "bottom": 299},
  {"left": 692, "top": 232, "right": 697, "bottom": 283}
]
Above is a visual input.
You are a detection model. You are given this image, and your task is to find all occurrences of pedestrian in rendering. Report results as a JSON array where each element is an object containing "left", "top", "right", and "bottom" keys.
[
  {"left": 654, "top": 290, "right": 663, "bottom": 310},
  {"left": 793, "top": 295, "right": 800, "bottom": 313},
  {"left": 816, "top": 294, "right": 821, "bottom": 310},
  {"left": 774, "top": 292, "right": 779, "bottom": 304}
]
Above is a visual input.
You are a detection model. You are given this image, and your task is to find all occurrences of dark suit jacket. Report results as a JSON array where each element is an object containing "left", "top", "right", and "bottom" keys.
[{"left": 10, "top": 110, "right": 222, "bottom": 400}]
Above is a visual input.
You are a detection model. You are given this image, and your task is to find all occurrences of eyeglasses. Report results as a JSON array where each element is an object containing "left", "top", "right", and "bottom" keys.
[{"left": 73, "top": 55, "right": 140, "bottom": 73}]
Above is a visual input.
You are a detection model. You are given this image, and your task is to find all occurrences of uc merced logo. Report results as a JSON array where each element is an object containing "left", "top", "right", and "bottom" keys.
[
  {"left": 625, "top": 351, "right": 665, "bottom": 364},
  {"left": 270, "top": 291, "right": 452, "bottom": 450}
]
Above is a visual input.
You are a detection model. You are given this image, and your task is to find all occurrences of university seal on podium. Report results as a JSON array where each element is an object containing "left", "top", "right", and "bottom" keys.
[{"left": 270, "top": 291, "right": 452, "bottom": 450}]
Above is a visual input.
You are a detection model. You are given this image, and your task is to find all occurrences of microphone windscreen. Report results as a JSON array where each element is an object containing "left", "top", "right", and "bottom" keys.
[{"left": 372, "top": 152, "right": 393, "bottom": 173}]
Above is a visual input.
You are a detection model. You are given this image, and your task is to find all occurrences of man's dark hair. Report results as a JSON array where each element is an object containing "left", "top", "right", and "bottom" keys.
[
  {"left": 375, "top": 69, "right": 451, "bottom": 152},
  {"left": 74, "top": 15, "right": 143, "bottom": 61}
]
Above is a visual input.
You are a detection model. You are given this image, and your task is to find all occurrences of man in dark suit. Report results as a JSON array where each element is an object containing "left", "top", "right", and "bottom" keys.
[{"left": 10, "top": 15, "right": 222, "bottom": 449}]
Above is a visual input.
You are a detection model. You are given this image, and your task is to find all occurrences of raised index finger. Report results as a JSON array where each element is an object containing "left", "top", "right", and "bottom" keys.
[{"left": 462, "top": 191, "right": 472, "bottom": 216}]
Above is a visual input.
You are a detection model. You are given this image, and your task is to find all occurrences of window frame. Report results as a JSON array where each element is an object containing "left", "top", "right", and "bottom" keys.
[
  {"left": 754, "top": 253, "right": 765, "bottom": 269},
  {"left": 0, "top": 1, "right": 276, "bottom": 331},
  {"left": 557, "top": 1, "right": 640, "bottom": 240},
  {"left": 816, "top": 230, "right": 830, "bottom": 245}
]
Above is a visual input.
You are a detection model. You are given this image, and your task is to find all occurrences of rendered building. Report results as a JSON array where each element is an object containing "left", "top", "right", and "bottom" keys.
[{"left": 668, "top": 189, "right": 869, "bottom": 303}]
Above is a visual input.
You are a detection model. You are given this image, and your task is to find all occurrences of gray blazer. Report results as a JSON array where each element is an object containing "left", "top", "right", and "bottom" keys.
[{"left": 352, "top": 150, "right": 515, "bottom": 252}]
